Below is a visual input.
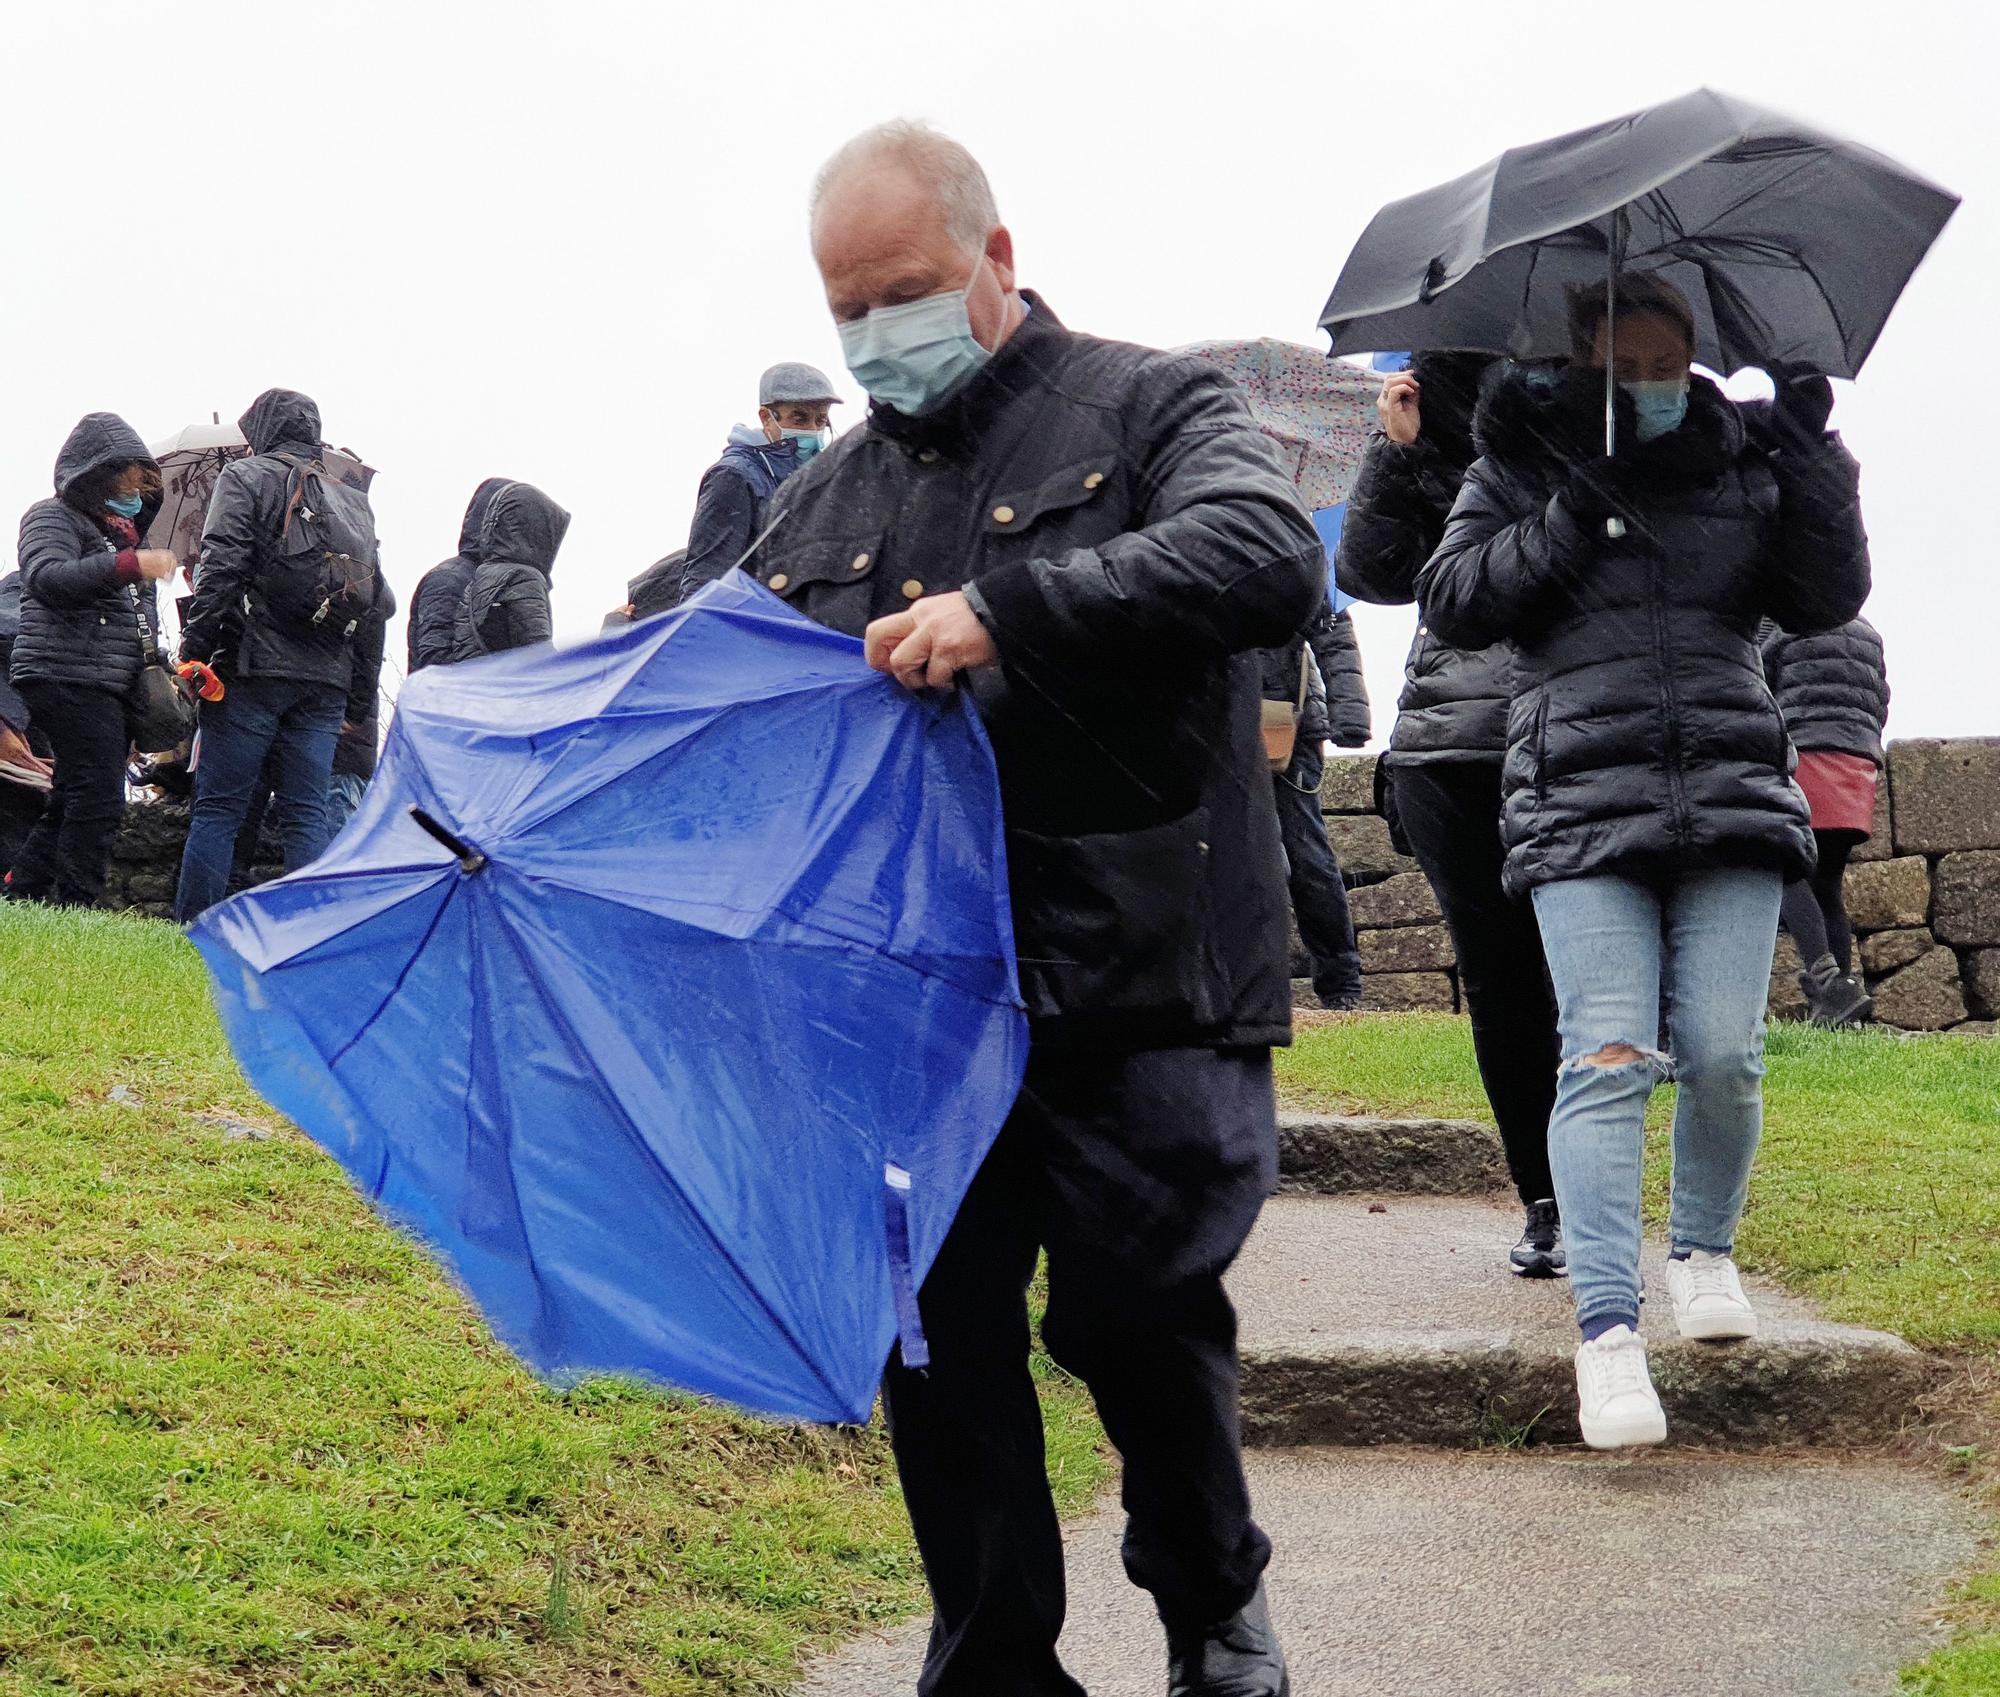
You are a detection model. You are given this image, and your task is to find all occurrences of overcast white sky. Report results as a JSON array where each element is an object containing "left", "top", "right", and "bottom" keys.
[{"left": 2, "top": 0, "right": 1991, "bottom": 741}]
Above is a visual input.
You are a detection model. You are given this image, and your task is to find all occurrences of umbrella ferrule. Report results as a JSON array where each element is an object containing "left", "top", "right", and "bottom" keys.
[{"left": 409, "top": 807, "right": 488, "bottom": 875}]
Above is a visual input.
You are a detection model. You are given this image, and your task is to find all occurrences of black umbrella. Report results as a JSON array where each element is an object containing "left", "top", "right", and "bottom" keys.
[{"left": 1320, "top": 86, "right": 1958, "bottom": 458}]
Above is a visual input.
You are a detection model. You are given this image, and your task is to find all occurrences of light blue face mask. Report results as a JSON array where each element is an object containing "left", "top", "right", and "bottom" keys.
[
  {"left": 837, "top": 258, "right": 997, "bottom": 417},
  {"left": 1623, "top": 379, "right": 1689, "bottom": 443},
  {"left": 781, "top": 427, "right": 827, "bottom": 463},
  {"left": 104, "top": 491, "right": 145, "bottom": 519}
]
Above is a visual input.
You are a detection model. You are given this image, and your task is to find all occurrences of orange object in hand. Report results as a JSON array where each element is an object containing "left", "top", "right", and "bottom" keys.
[{"left": 176, "top": 661, "right": 225, "bottom": 702}]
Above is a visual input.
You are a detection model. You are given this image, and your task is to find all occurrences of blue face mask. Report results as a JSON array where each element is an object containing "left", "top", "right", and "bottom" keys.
[
  {"left": 781, "top": 427, "right": 826, "bottom": 463},
  {"left": 1623, "top": 379, "right": 1689, "bottom": 443},
  {"left": 104, "top": 491, "right": 145, "bottom": 519},
  {"left": 837, "top": 258, "right": 997, "bottom": 417}
]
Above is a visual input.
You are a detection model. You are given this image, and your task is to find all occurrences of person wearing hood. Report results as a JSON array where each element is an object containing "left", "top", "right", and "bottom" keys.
[
  {"left": 675, "top": 363, "right": 842, "bottom": 607},
  {"left": 408, "top": 478, "right": 509, "bottom": 672},
  {"left": 6, "top": 415, "right": 179, "bottom": 906},
  {"left": 1417, "top": 274, "right": 1870, "bottom": 1451},
  {"left": 449, "top": 481, "right": 570, "bottom": 660},
  {"left": 1334, "top": 352, "right": 1568, "bottom": 1278},
  {"left": 175, "top": 389, "right": 392, "bottom": 922}
]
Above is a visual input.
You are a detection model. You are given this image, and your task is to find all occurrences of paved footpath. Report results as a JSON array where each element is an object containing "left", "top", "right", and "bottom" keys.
[{"left": 796, "top": 1115, "right": 1984, "bottom": 1696}]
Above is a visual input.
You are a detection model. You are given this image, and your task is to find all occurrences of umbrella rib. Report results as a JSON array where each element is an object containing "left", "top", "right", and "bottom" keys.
[
  {"left": 326, "top": 877, "right": 463, "bottom": 1069},
  {"left": 482, "top": 895, "right": 856, "bottom": 1416}
]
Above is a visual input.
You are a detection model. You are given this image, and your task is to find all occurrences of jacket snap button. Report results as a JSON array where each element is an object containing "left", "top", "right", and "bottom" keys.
[
  {"left": 918, "top": 449, "right": 940, "bottom": 464},
  {"left": 992, "top": 505, "right": 1015, "bottom": 524},
  {"left": 768, "top": 573, "right": 790, "bottom": 592},
  {"left": 852, "top": 552, "right": 871, "bottom": 572},
  {"left": 901, "top": 580, "right": 924, "bottom": 600},
  {"left": 1083, "top": 472, "right": 1104, "bottom": 490}
]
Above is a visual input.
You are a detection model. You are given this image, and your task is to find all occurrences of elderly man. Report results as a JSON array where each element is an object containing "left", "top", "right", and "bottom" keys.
[{"left": 756, "top": 122, "right": 1320, "bottom": 1697}]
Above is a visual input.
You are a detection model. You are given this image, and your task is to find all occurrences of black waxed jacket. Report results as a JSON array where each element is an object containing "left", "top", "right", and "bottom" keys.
[
  {"left": 1418, "top": 366, "right": 1871, "bottom": 898},
  {"left": 179, "top": 389, "right": 391, "bottom": 713},
  {"left": 755, "top": 295, "right": 1325, "bottom": 1050},
  {"left": 451, "top": 481, "right": 570, "bottom": 660},
  {"left": 408, "top": 478, "right": 508, "bottom": 672},
  {"left": 11, "top": 413, "right": 164, "bottom": 697},
  {"left": 1760, "top": 616, "right": 1889, "bottom": 765}
]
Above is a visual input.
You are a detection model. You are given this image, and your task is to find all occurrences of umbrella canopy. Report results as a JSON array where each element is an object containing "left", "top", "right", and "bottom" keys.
[
  {"left": 1179, "top": 338, "right": 1377, "bottom": 510},
  {"left": 190, "top": 573, "right": 1029, "bottom": 1423},
  {"left": 1319, "top": 87, "right": 1959, "bottom": 378}
]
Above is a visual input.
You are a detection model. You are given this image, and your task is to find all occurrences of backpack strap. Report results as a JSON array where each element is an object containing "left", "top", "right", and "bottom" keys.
[{"left": 271, "top": 451, "right": 319, "bottom": 545}]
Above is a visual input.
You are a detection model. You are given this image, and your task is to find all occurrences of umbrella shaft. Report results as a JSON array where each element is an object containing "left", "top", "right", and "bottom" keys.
[{"left": 409, "top": 807, "right": 488, "bottom": 874}]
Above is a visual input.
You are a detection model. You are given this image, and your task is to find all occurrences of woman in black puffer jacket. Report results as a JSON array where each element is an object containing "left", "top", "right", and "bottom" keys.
[
  {"left": 6, "top": 415, "right": 179, "bottom": 907},
  {"left": 1336, "top": 353, "right": 1566, "bottom": 1278},
  {"left": 1762, "top": 617, "right": 1890, "bottom": 1024},
  {"left": 1418, "top": 274, "right": 1870, "bottom": 1451}
]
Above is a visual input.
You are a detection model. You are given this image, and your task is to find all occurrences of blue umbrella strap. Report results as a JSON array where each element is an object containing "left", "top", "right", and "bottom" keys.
[{"left": 883, "top": 1164, "right": 930, "bottom": 1371}]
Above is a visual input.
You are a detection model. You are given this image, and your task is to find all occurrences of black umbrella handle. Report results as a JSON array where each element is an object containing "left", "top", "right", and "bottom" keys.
[{"left": 409, "top": 807, "right": 488, "bottom": 874}]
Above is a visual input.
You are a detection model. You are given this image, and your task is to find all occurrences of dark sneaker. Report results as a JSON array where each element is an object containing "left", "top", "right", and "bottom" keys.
[
  {"left": 1317, "top": 987, "right": 1363, "bottom": 1012},
  {"left": 1799, "top": 953, "right": 1872, "bottom": 1027},
  {"left": 1510, "top": 1198, "right": 1566, "bottom": 1278},
  {"left": 1166, "top": 1583, "right": 1289, "bottom": 1697}
]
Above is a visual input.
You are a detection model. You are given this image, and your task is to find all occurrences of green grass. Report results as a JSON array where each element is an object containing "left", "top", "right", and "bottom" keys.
[
  {"left": 1278, "top": 1012, "right": 2000, "bottom": 1693},
  {"left": 0, "top": 905, "right": 1108, "bottom": 1696}
]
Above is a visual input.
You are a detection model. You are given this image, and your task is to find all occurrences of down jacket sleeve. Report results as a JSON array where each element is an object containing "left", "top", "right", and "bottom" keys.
[
  {"left": 1334, "top": 436, "right": 1458, "bottom": 607},
  {"left": 1415, "top": 462, "right": 1590, "bottom": 651},
  {"left": 969, "top": 359, "right": 1324, "bottom": 676},
  {"left": 17, "top": 504, "right": 121, "bottom": 610},
  {"left": 180, "top": 459, "right": 277, "bottom": 664},
  {"left": 1757, "top": 439, "right": 1872, "bottom": 635},
  {"left": 346, "top": 579, "right": 395, "bottom": 724},
  {"left": 489, "top": 566, "right": 553, "bottom": 651},
  {"left": 1310, "top": 609, "right": 1371, "bottom": 746}
]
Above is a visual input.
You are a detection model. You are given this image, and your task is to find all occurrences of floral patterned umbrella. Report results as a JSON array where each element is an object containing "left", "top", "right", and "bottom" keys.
[{"left": 1177, "top": 338, "right": 1378, "bottom": 510}]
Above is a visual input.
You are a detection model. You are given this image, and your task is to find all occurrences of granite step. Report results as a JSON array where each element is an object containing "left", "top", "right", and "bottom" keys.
[{"left": 1278, "top": 1111, "right": 1509, "bottom": 1197}]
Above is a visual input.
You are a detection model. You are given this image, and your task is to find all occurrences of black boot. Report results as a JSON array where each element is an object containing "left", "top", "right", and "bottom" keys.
[
  {"left": 1799, "top": 952, "right": 1872, "bottom": 1027},
  {"left": 1509, "top": 1197, "right": 1566, "bottom": 1278},
  {"left": 1166, "top": 1582, "right": 1289, "bottom": 1697}
]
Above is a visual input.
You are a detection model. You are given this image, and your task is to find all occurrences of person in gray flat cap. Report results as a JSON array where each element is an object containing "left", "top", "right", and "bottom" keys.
[{"left": 675, "top": 361, "right": 841, "bottom": 606}]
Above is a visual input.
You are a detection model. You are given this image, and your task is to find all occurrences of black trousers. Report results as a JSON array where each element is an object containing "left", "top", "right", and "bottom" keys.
[
  {"left": 885, "top": 1045, "right": 1276, "bottom": 1697},
  {"left": 1780, "top": 828, "right": 1864, "bottom": 974},
  {"left": 6, "top": 681, "right": 128, "bottom": 908},
  {"left": 1389, "top": 759, "right": 1558, "bottom": 1205},
  {"left": 1274, "top": 740, "right": 1361, "bottom": 1001}
]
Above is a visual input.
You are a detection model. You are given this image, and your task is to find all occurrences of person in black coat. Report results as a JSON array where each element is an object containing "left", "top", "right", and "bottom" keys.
[
  {"left": 1260, "top": 605, "right": 1370, "bottom": 1007},
  {"left": 175, "top": 390, "right": 392, "bottom": 922},
  {"left": 1335, "top": 352, "right": 1564, "bottom": 1273},
  {"left": 407, "top": 478, "right": 508, "bottom": 672},
  {"left": 449, "top": 482, "right": 570, "bottom": 660},
  {"left": 1418, "top": 273, "right": 1870, "bottom": 1451},
  {"left": 1763, "top": 615, "right": 1890, "bottom": 1023},
  {"left": 756, "top": 121, "right": 1320, "bottom": 1697},
  {"left": 6, "top": 414, "right": 179, "bottom": 906}
]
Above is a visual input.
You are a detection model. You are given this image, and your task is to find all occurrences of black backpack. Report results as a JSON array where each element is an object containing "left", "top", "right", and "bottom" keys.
[{"left": 259, "top": 453, "right": 380, "bottom": 639}]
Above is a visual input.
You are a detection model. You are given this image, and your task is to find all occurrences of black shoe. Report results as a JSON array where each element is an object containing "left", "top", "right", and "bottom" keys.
[
  {"left": 1317, "top": 987, "right": 1363, "bottom": 1012},
  {"left": 1166, "top": 1583, "right": 1289, "bottom": 1697},
  {"left": 1799, "top": 953, "right": 1872, "bottom": 1027},
  {"left": 1509, "top": 1198, "right": 1566, "bottom": 1278}
]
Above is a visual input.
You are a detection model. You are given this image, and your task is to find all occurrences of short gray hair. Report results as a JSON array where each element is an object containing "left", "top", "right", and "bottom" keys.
[{"left": 810, "top": 120, "right": 1000, "bottom": 252}]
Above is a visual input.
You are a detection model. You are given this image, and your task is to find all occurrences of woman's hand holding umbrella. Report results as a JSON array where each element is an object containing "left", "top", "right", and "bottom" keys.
[{"left": 1378, "top": 371, "right": 1422, "bottom": 444}]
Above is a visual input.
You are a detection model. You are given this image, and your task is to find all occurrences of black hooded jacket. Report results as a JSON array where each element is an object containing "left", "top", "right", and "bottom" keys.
[
  {"left": 1417, "top": 366, "right": 1871, "bottom": 898},
  {"left": 753, "top": 295, "right": 1324, "bottom": 1051},
  {"left": 11, "top": 413, "right": 164, "bottom": 696},
  {"left": 1760, "top": 616, "right": 1889, "bottom": 765},
  {"left": 408, "top": 478, "right": 508, "bottom": 672},
  {"left": 451, "top": 482, "right": 570, "bottom": 660},
  {"left": 1334, "top": 353, "right": 1512, "bottom": 763},
  {"left": 179, "top": 389, "right": 391, "bottom": 710},
  {"left": 1259, "top": 606, "right": 1371, "bottom": 747}
]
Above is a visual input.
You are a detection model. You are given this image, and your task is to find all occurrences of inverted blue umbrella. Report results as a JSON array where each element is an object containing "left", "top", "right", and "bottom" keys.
[{"left": 190, "top": 572, "right": 1028, "bottom": 1423}]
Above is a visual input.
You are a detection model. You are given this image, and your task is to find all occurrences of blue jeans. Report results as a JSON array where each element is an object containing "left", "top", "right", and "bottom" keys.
[
  {"left": 327, "top": 770, "right": 368, "bottom": 835},
  {"left": 176, "top": 676, "right": 343, "bottom": 922},
  {"left": 1531, "top": 868, "right": 1782, "bottom": 1331}
]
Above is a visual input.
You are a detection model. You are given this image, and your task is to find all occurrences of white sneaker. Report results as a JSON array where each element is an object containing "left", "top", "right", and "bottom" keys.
[
  {"left": 1575, "top": 1325, "right": 1668, "bottom": 1450},
  {"left": 1667, "top": 1251, "right": 1759, "bottom": 1341}
]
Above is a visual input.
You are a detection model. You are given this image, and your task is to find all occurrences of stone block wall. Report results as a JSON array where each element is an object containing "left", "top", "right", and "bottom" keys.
[
  {"left": 1314, "top": 740, "right": 2000, "bottom": 1032},
  {"left": 96, "top": 800, "right": 284, "bottom": 918}
]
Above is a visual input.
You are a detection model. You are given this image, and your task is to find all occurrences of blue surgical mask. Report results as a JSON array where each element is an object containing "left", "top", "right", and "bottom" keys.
[
  {"left": 105, "top": 491, "right": 145, "bottom": 519},
  {"left": 1623, "top": 379, "right": 1689, "bottom": 443},
  {"left": 781, "top": 427, "right": 826, "bottom": 463},
  {"left": 837, "top": 258, "right": 998, "bottom": 416}
]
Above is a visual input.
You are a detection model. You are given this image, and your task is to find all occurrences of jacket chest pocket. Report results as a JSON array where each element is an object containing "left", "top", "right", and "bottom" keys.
[
  {"left": 762, "top": 532, "right": 890, "bottom": 638},
  {"left": 979, "top": 455, "right": 1124, "bottom": 555}
]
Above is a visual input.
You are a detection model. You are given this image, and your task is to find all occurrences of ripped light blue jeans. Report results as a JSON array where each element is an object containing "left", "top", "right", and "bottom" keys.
[{"left": 1531, "top": 868, "right": 1783, "bottom": 1330}]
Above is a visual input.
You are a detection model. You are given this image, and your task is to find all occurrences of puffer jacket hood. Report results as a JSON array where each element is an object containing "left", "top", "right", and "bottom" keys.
[
  {"left": 406, "top": 479, "right": 513, "bottom": 673},
  {"left": 53, "top": 412, "right": 163, "bottom": 531},
  {"left": 457, "top": 476, "right": 509, "bottom": 560},
  {"left": 239, "top": 388, "right": 321, "bottom": 457},
  {"left": 1761, "top": 615, "right": 1889, "bottom": 764},
  {"left": 477, "top": 481, "right": 570, "bottom": 580},
  {"left": 1417, "top": 360, "right": 1872, "bottom": 897}
]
